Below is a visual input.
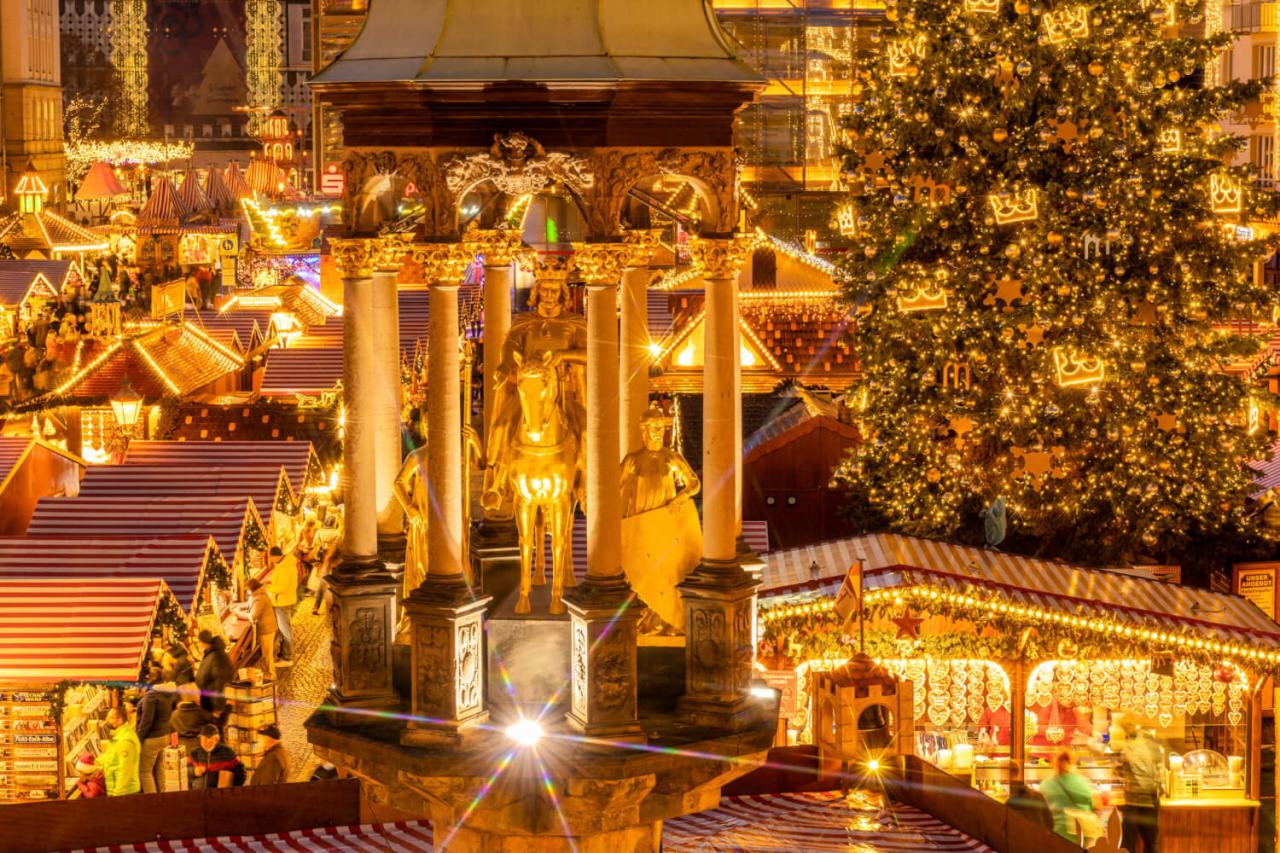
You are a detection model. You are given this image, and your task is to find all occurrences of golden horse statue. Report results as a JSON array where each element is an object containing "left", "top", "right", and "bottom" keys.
[{"left": 502, "top": 355, "right": 581, "bottom": 615}]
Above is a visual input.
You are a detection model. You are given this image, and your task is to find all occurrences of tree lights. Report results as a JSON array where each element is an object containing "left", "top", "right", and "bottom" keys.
[{"left": 834, "top": 0, "right": 1280, "bottom": 562}]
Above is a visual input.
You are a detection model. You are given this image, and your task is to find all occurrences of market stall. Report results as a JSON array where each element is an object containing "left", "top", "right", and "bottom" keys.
[
  {"left": 758, "top": 532, "right": 1280, "bottom": 853},
  {"left": 0, "top": 577, "right": 186, "bottom": 802}
]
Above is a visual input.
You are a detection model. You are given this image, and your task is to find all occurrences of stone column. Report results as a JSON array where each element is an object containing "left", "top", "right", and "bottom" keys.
[
  {"left": 402, "top": 243, "right": 491, "bottom": 747},
  {"left": 373, "top": 235, "right": 406, "bottom": 561},
  {"left": 466, "top": 230, "right": 527, "bottom": 588},
  {"left": 618, "top": 230, "right": 660, "bottom": 458},
  {"left": 562, "top": 243, "right": 644, "bottom": 743},
  {"left": 325, "top": 238, "right": 399, "bottom": 724},
  {"left": 677, "top": 235, "right": 759, "bottom": 731}
]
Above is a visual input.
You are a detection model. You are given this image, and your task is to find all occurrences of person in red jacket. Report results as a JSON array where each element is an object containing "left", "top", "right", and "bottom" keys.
[{"left": 74, "top": 752, "right": 106, "bottom": 798}]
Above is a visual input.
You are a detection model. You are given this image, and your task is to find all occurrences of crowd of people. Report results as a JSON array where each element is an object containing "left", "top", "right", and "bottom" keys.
[{"left": 0, "top": 254, "right": 219, "bottom": 408}]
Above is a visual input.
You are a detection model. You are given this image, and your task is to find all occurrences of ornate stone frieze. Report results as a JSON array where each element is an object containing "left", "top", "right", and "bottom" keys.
[
  {"left": 407, "top": 243, "right": 473, "bottom": 284},
  {"left": 375, "top": 233, "right": 411, "bottom": 272},
  {"left": 443, "top": 132, "right": 595, "bottom": 199},
  {"left": 586, "top": 148, "right": 737, "bottom": 237},
  {"left": 463, "top": 227, "right": 529, "bottom": 266}
]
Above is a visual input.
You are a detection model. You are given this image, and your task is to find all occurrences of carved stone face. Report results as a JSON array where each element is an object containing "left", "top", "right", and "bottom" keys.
[
  {"left": 532, "top": 279, "right": 566, "bottom": 318},
  {"left": 641, "top": 418, "right": 666, "bottom": 452}
]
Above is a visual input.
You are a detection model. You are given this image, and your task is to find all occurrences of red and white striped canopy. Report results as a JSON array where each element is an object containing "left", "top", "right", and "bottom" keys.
[
  {"left": 27, "top": 495, "right": 260, "bottom": 565},
  {"left": 259, "top": 346, "right": 344, "bottom": 396},
  {"left": 0, "top": 436, "right": 34, "bottom": 491},
  {"left": 0, "top": 534, "right": 215, "bottom": 613},
  {"left": 125, "top": 440, "right": 316, "bottom": 497},
  {"left": 79, "top": 464, "right": 289, "bottom": 521},
  {"left": 72, "top": 820, "right": 434, "bottom": 852},
  {"left": 0, "top": 577, "right": 163, "bottom": 682},
  {"left": 762, "top": 532, "right": 1280, "bottom": 650},
  {"left": 664, "top": 791, "right": 995, "bottom": 852},
  {"left": 68, "top": 794, "right": 991, "bottom": 853}
]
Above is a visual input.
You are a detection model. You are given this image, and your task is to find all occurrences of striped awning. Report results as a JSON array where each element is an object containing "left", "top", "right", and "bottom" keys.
[
  {"left": 0, "top": 577, "right": 164, "bottom": 682},
  {"left": 0, "top": 535, "right": 214, "bottom": 613},
  {"left": 665, "top": 791, "right": 993, "bottom": 852},
  {"left": 260, "top": 346, "right": 344, "bottom": 396},
  {"left": 71, "top": 820, "right": 434, "bottom": 852},
  {"left": 1251, "top": 438, "right": 1280, "bottom": 496},
  {"left": 0, "top": 436, "right": 33, "bottom": 491},
  {"left": 78, "top": 465, "right": 288, "bottom": 529},
  {"left": 27, "top": 495, "right": 260, "bottom": 564},
  {"left": 761, "top": 532, "right": 1280, "bottom": 650},
  {"left": 125, "top": 440, "right": 316, "bottom": 497}
]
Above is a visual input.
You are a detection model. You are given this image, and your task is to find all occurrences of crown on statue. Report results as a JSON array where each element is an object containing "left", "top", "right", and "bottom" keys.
[
  {"left": 896, "top": 285, "right": 948, "bottom": 313},
  {"left": 1053, "top": 348, "right": 1106, "bottom": 388},
  {"left": 835, "top": 203, "right": 858, "bottom": 237},
  {"left": 1042, "top": 6, "right": 1089, "bottom": 44},
  {"left": 988, "top": 189, "right": 1039, "bottom": 225},
  {"left": 1209, "top": 174, "right": 1243, "bottom": 215}
]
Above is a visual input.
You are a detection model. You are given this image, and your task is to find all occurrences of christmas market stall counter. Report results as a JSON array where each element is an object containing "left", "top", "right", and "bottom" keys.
[
  {"left": 756, "top": 533, "right": 1276, "bottom": 852},
  {"left": 0, "top": 578, "right": 187, "bottom": 802}
]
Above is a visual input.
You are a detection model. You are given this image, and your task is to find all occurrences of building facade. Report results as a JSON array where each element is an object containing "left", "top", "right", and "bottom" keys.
[{"left": 1, "top": 0, "right": 67, "bottom": 209}]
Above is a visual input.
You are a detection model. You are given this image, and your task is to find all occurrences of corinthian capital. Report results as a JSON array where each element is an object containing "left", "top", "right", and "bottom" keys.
[
  {"left": 408, "top": 243, "right": 474, "bottom": 285},
  {"left": 463, "top": 228, "right": 529, "bottom": 266},
  {"left": 331, "top": 238, "right": 379, "bottom": 279},
  {"left": 689, "top": 234, "right": 754, "bottom": 280},
  {"left": 570, "top": 243, "right": 632, "bottom": 287},
  {"left": 375, "top": 233, "right": 411, "bottom": 272},
  {"left": 620, "top": 228, "right": 663, "bottom": 268}
]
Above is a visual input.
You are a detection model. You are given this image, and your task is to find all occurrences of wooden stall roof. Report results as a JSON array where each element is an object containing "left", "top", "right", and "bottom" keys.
[
  {"left": 0, "top": 210, "right": 108, "bottom": 255},
  {"left": 259, "top": 347, "right": 343, "bottom": 397},
  {"left": 184, "top": 306, "right": 277, "bottom": 350},
  {"left": 27, "top": 495, "right": 263, "bottom": 564},
  {"left": 74, "top": 820, "right": 435, "bottom": 852},
  {"left": 124, "top": 439, "right": 317, "bottom": 496},
  {"left": 0, "top": 259, "right": 77, "bottom": 306},
  {"left": 46, "top": 324, "right": 244, "bottom": 401},
  {"left": 761, "top": 532, "right": 1280, "bottom": 650},
  {"left": 743, "top": 392, "right": 856, "bottom": 461},
  {"left": 78, "top": 463, "right": 292, "bottom": 519},
  {"left": 0, "top": 435, "right": 85, "bottom": 491},
  {"left": 0, "top": 577, "right": 166, "bottom": 682}
]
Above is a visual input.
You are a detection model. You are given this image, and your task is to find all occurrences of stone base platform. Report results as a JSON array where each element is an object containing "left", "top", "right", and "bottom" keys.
[{"left": 306, "top": 696, "right": 778, "bottom": 852}]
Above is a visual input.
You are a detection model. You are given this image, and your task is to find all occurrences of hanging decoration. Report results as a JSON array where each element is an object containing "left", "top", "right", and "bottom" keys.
[
  {"left": 987, "top": 189, "right": 1039, "bottom": 225},
  {"left": 1209, "top": 174, "right": 1244, "bottom": 215},
  {"left": 896, "top": 285, "right": 948, "bottom": 313},
  {"left": 1053, "top": 348, "right": 1107, "bottom": 388},
  {"left": 1042, "top": 6, "right": 1090, "bottom": 44}
]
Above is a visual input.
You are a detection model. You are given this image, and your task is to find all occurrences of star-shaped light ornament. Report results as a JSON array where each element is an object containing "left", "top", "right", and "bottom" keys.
[{"left": 892, "top": 609, "right": 926, "bottom": 640}]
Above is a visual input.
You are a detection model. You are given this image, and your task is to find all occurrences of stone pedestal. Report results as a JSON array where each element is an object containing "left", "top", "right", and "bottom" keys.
[
  {"left": 486, "top": 582, "right": 571, "bottom": 722},
  {"left": 469, "top": 518, "right": 521, "bottom": 596},
  {"left": 563, "top": 577, "right": 644, "bottom": 743},
  {"left": 325, "top": 570, "right": 401, "bottom": 725},
  {"left": 401, "top": 577, "right": 492, "bottom": 747},
  {"left": 676, "top": 559, "right": 760, "bottom": 731}
]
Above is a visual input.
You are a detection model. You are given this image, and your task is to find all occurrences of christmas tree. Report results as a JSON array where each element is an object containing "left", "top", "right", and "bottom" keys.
[{"left": 833, "top": 0, "right": 1280, "bottom": 563}]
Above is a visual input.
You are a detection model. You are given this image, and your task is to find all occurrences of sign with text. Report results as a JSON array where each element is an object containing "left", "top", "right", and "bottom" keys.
[
  {"left": 320, "top": 163, "right": 345, "bottom": 197},
  {"left": 1233, "top": 562, "right": 1279, "bottom": 621}
]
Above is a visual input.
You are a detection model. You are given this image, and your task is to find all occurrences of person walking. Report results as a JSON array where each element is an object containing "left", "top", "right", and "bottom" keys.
[
  {"left": 195, "top": 630, "right": 234, "bottom": 715},
  {"left": 265, "top": 547, "right": 298, "bottom": 666},
  {"left": 1118, "top": 717, "right": 1166, "bottom": 853},
  {"left": 169, "top": 683, "right": 215, "bottom": 756},
  {"left": 188, "top": 724, "right": 246, "bottom": 789},
  {"left": 249, "top": 724, "right": 289, "bottom": 785},
  {"left": 163, "top": 644, "right": 195, "bottom": 685},
  {"left": 248, "top": 578, "right": 279, "bottom": 679},
  {"left": 96, "top": 706, "right": 142, "bottom": 796},
  {"left": 1040, "top": 750, "right": 1102, "bottom": 847},
  {"left": 135, "top": 666, "right": 175, "bottom": 793}
]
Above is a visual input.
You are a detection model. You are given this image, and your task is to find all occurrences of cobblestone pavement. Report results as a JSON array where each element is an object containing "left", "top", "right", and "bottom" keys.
[{"left": 273, "top": 602, "right": 332, "bottom": 782}]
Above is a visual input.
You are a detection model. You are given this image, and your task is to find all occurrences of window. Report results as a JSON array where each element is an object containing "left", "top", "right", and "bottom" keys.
[
  {"left": 1255, "top": 43, "right": 1275, "bottom": 79},
  {"left": 1251, "top": 134, "right": 1274, "bottom": 183}
]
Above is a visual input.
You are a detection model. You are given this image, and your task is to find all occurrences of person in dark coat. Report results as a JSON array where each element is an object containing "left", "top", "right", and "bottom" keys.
[
  {"left": 135, "top": 666, "right": 175, "bottom": 793},
  {"left": 169, "top": 683, "right": 215, "bottom": 756},
  {"left": 195, "top": 630, "right": 234, "bottom": 714},
  {"left": 249, "top": 724, "right": 289, "bottom": 786}
]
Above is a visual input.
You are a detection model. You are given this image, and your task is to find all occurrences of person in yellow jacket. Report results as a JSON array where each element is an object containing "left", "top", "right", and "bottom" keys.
[
  {"left": 265, "top": 546, "right": 298, "bottom": 666},
  {"left": 96, "top": 706, "right": 141, "bottom": 796}
]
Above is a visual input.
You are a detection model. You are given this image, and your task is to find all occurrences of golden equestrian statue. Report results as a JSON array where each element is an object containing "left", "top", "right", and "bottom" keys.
[
  {"left": 620, "top": 403, "right": 702, "bottom": 632},
  {"left": 481, "top": 264, "right": 586, "bottom": 614}
]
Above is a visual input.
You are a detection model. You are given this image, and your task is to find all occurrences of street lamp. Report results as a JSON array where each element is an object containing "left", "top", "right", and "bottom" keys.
[{"left": 109, "top": 378, "right": 144, "bottom": 456}]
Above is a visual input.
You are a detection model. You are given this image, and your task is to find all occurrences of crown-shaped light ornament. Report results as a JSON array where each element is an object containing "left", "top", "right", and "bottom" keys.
[
  {"left": 964, "top": 0, "right": 1000, "bottom": 12},
  {"left": 888, "top": 35, "right": 927, "bottom": 78},
  {"left": 1209, "top": 174, "right": 1243, "bottom": 215},
  {"left": 1157, "top": 128, "right": 1182, "bottom": 155},
  {"left": 988, "top": 189, "right": 1039, "bottom": 225},
  {"left": 1053, "top": 348, "right": 1106, "bottom": 388},
  {"left": 897, "top": 285, "right": 948, "bottom": 313},
  {"left": 1042, "top": 6, "right": 1089, "bottom": 44},
  {"left": 835, "top": 203, "right": 858, "bottom": 237}
]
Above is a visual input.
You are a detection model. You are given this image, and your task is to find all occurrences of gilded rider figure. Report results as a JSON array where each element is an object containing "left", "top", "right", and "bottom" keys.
[{"left": 482, "top": 269, "right": 587, "bottom": 514}]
